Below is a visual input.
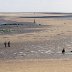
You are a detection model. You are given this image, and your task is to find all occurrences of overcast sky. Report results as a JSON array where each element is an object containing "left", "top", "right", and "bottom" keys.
[{"left": 0, "top": 0, "right": 72, "bottom": 12}]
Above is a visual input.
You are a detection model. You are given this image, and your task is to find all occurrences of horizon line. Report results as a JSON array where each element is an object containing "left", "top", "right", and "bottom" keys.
[{"left": 0, "top": 12, "right": 72, "bottom": 14}]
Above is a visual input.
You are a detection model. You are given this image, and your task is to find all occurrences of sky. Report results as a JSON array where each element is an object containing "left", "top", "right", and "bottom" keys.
[{"left": 0, "top": 0, "right": 72, "bottom": 12}]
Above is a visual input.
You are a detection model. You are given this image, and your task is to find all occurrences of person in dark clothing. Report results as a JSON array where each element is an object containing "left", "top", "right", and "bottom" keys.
[
  {"left": 8, "top": 41, "right": 10, "bottom": 47},
  {"left": 34, "top": 19, "right": 35, "bottom": 23},
  {"left": 4, "top": 42, "right": 7, "bottom": 47},
  {"left": 62, "top": 48, "right": 65, "bottom": 54}
]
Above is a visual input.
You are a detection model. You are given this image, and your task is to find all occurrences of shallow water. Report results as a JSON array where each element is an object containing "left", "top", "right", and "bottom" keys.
[
  {"left": 20, "top": 15, "right": 72, "bottom": 20},
  {"left": 0, "top": 22, "right": 50, "bottom": 35}
]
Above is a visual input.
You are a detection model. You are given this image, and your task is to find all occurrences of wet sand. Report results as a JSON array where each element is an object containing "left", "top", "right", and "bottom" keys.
[{"left": 0, "top": 21, "right": 72, "bottom": 59}]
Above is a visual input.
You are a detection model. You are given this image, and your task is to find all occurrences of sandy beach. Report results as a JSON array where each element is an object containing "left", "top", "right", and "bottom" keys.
[
  {"left": 0, "top": 12, "right": 72, "bottom": 71},
  {"left": 0, "top": 59, "right": 72, "bottom": 72}
]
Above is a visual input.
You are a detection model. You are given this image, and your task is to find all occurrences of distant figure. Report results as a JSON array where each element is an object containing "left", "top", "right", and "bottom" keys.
[
  {"left": 8, "top": 41, "right": 10, "bottom": 47},
  {"left": 34, "top": 19, "right": 35, "bottom": 23},
  {"left": 64, "top": 23, "right": 66, "bottom": 24},
  {"left": 62, "top": 48, "right": 65, "bottom": 54},
  {"left": 4, "top": 42, "right": 7, "bottom": 47},
  {"left": 39, "top": 24, "right": 41, "bottom": 26},
  {"left": 70, "top": 51, "right": 72, "bottom": 52}
]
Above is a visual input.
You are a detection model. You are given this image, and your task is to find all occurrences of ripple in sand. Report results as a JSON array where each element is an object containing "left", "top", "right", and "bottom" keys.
[
  {"left": 65, "top": 52, "right": 72, "bottom": 55},
  {"left": 37, "top": 46, "right": 43, "bottom": 48},
  {"left": 31, "top": 45, "right": 37, "bottom": 48},
  {"left": 45, "top": 50, "right": 53, "bottom": 54},
  {"left": 19, "top": 52, "right": 23, "bottom": 54},
  {"left": 56, "top": 51, "right": 62, "bottom": 54},
  {"left": 18, "top": 53, "right": 26, "bottom": 56},
  {"left": 38, "top": 50, "right": 45, "bottom": 52},
  {"left": 13, "top": 53, "right": 17, "bottom": 55},
  {"left": 40, "top": 52, "right": 44, "bottom": 53},
  {"left": 14, "top": 52, "right": 27, "bottom": 57},
  {"left": 0, "top": 51, "right": 4, "bottom": 54},
  {"left": 38, "top": 50, "right": 54, "bottom": 54},
  {"left": 66, "top": 44, "right": 71, "bottom": 47},
  {"left": 30, "top": 51, "right": 37, "bottom": 53},
  {"left": 38, "top": 50, "right": 45, "bottom": 54},
  {"left": 70, "top": 42, "right": 72, "bottom": 43}
]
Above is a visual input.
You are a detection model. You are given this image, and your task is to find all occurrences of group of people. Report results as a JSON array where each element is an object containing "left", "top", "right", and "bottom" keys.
[{"left": 4, "top": 41, "right": 10, "bottom": 47}]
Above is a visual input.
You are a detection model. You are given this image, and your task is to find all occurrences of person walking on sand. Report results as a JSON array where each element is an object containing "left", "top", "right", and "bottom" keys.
[
  {"left": 34, "top": 19, "right": 35, "bottom": 23},
  {"left": 62, "top": 48, "right": 65, "bottom": 54},
  {"left": 8, "top": 41, "right": 10, "bottom": 47},
  {"left": 4, "top": 42, "right": 7, "bottom": 47}
]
